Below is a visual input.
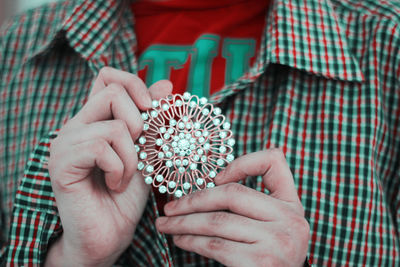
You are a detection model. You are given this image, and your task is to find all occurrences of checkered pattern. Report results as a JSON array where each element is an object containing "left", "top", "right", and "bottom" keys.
[{"left": 1, "top": 0, "right": 400, "bottom": 265}]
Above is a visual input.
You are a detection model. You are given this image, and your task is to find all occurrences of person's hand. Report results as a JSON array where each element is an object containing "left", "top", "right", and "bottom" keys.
[
  {"left": 45, "top": 67, "right": 172, "bottom": 266},
  {"left": 156, "top": 149, "right": 310, "bottom": 267}
]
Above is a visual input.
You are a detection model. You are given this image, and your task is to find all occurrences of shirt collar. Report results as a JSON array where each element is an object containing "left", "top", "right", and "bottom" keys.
[
  {"left": 23, "top": 0, "right": 76, "bottom": 63},
  {"left": 25, "top": 0, "right": 138, "bottom": 73},
  {"left": 61, "top": 0, "right": 125, "bottom": 62},
  {"left": 210, "top": 0, "right": 364, "bottom": 102},
  {"left": 263, "top": 0, "right": 364, "bottom": 82},
  {"left": 26, "top": 0, "right": 363, "bottom": 81}
]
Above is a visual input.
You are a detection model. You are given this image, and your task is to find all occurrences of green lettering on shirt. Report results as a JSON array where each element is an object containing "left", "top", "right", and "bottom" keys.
[
  {"left": 138, "top": 34, "right": 256, "bottom": 97},
  {"left": 187, "top": 34, "right": 220, "bottom": 98},
  {"left": 139, "top": 45, "right": 191, "bottom": 85},
  {"left": 222, "top": 38, "right": 255, "bottom": 84}
]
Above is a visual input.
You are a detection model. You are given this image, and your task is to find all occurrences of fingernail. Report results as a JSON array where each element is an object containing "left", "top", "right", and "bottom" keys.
[
  {"left": 144, "top": 91, "right": 153, "bottom": 108},
  {"left": 110, "top": 179, "right": 123, "bottom": 191},
  {"left": 116, "top": 179, "right": 123, "bottom": 190},
  {"left": 214, "top": 169, "right": 225, "bottom": 184},
  {"left": 146, "top": 98, "right": 152, "bottom": 108}
]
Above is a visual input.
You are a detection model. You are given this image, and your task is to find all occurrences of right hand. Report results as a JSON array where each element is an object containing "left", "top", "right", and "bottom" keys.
[{"left": 45, "top": 67, "right": 172, "bottom": 266}]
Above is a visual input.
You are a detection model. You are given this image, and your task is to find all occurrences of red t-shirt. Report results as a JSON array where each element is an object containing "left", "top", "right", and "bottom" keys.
[
  {"left": 131, "top": 0, "right": 270, "bottom": 97},
  {"left": 131, "top": 0, "right": 270, "bottom": 213}
]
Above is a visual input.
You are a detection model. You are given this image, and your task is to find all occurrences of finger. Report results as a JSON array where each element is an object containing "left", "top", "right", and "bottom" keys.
[
  {"left": 148, "top": 80, "right": 173, "bottom": 100},
  {"left": 71, "top": 83, "right": 143, "bottom": 140},
  {"left": 90, "top": 67, "right": 152, "bottom": 109},
  {"left": 172, "top": 235, "right": 250, "bottom": 267},
  {"left": 215, "top": 149, "right": 299, "bottom": 203},
  {"left": 60, "top": 120, "right": 137, "bottom": 192},
  {"left": 164, "top": 183, "right": 289, "bottom": 221},
  {"left": 156, "top": 212, "right": 261, "bottom": 243},
  {"left": 51, "top": 138, "right": 124, "bottom": 192}
]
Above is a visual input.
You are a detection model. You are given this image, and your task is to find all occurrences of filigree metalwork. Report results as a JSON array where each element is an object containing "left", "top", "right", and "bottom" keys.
[{"left": 136, "top": 93, "right": 235, "bottom": 198}]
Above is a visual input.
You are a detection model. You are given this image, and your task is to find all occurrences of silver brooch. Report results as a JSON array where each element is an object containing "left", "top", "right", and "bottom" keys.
[{"left": 136, "top": 93, "right": 235, "bottom": 198}]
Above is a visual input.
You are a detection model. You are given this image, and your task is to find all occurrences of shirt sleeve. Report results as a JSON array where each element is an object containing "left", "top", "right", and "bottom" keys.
[{"left": 2, "top": 131, "right": 63, "bottom": 266}]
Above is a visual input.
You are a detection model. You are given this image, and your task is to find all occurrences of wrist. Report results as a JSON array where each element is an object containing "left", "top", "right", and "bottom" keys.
[{"left": 44, "top": 235, "right": 115, "bottom": 267}]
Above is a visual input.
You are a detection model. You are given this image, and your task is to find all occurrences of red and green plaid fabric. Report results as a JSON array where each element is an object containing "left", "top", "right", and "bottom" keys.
[{"left": 1, "top": 0, "right": 400, "bottom": 265}]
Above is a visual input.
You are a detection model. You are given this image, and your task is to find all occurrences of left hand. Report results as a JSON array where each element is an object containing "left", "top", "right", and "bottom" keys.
[{"left": 156, "top": 149, "right": 310, "bottom": 267}]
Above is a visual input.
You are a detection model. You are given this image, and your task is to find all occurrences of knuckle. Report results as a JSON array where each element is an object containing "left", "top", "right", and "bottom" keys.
[
  {"left": 184, "top": 194, "right": 197, "bottom": 211},
  {"left": 267, "top": 148, "right": 286, "bottom": 164},
  {"left": 106, "top": 83, "right": 125, "bottom": 99},
  {"left": 204, "top": 238, "right": 230, "bottom": 265},
  {"left": 111, "top": 119, "right": 128, "bottom": 135},
  {"left": 89, "top": 138, "right": 109, "bottom": 156},
  {"left": 268, "top": 147, "right": 285, "bottom": 158},
  {"left": 206, "top": 238, "right": 225, "bottom": 251},
  {"left": 209, "top": 212, "right": 229, "bottom": 228},
  {"left": 185, "top": 194, "right": 196, "bottom": 209},
  {"left": 290, "top": 214, "right": 310, "bottom": 233},
  {"left": 187, "top": 188, "right": 208, "bottom": 206}
]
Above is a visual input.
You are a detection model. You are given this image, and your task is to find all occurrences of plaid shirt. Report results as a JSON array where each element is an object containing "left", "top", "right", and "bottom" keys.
[{"left": 1, "top": 0, "right": 400, "bottom": 265}]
